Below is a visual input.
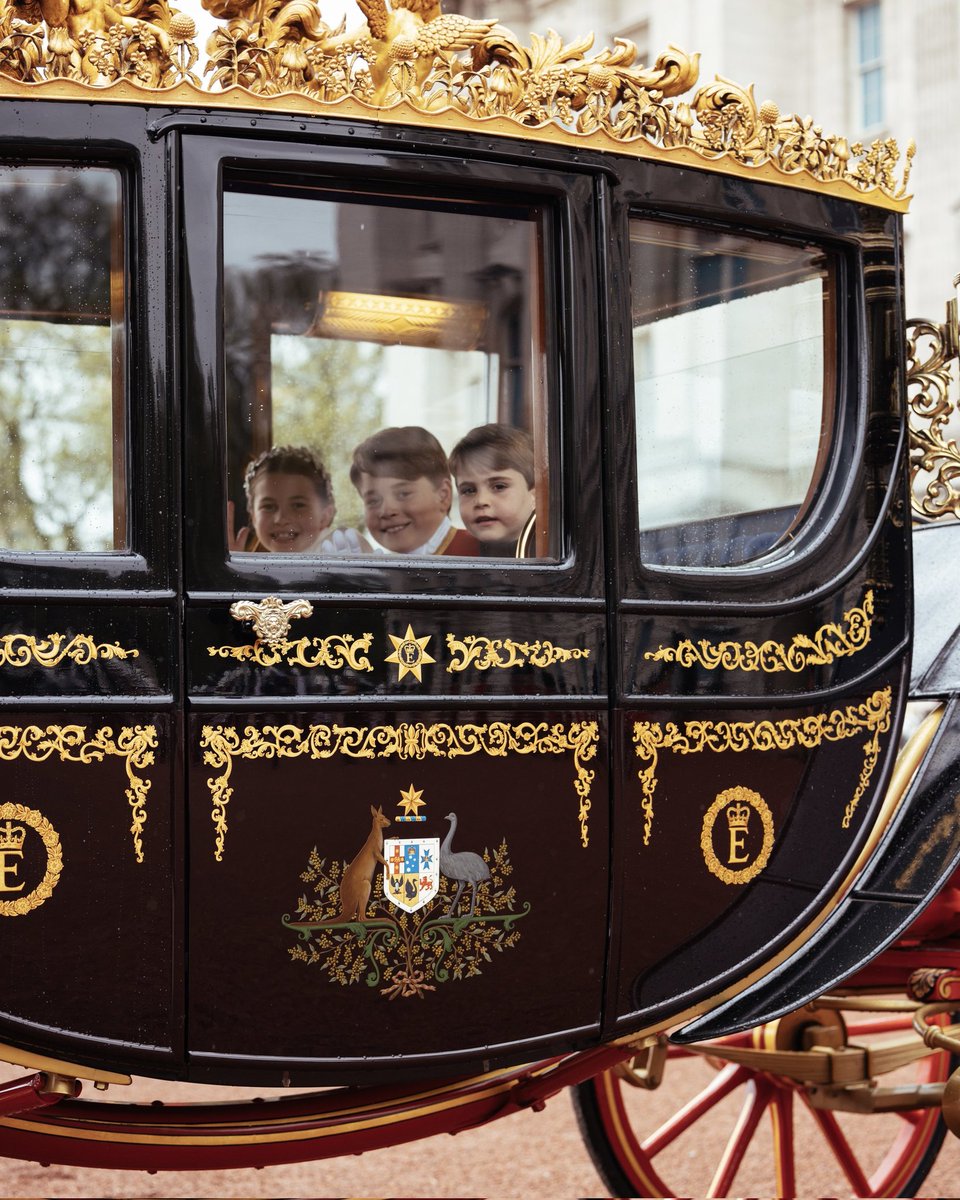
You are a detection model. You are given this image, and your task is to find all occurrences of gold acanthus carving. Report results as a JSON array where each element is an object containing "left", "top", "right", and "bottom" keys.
[
  {"left": 633, "top": 687, "right": 891, "bottom": 846},
  {"left": 906, "top": 306, "right": 960, "bottom": 523},
  {"left": 445, "top": 633, "right": 590, "bottom": 672},
  {"left": 0, "top": 633, "right": 139, "bottom": 668},
  {"left": 230, "top": 596, "right": 314, "bottom": 647},
  {"left": 644, "top": 591, "right": 874, "bottom": 673},
  {"left": 0, "top": 1, "right": 912, "bottom": 210},
  {"left": 0, "top": 725, "right": 156, "bottom": 862},
  {"left": 200, "top": 718, "right": 599, "bottom": 859},
  {"left": 208, "top": 633, "right": 374, "bottom": 670}
]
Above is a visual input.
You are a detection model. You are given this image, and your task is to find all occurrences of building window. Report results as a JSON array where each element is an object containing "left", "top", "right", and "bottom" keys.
[{"left": 855, "top": 1, "right": 884, "bottom": 130}]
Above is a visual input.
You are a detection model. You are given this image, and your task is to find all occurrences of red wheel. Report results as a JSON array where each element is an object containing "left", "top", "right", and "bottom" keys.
[{"left": 573, "top": 1006, "right": 954, "bottom": 1198}]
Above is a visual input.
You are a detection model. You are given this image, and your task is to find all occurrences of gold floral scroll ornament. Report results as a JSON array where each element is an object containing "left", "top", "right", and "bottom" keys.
[
  {"left": 0, "top": 1, "right": 913, "bottom": 210},
  {"left": 633, "top": 687, "right": 891, "bottom": 845},
  {"left": 201, "top": 719, "right": 599, "bottom": 859},
  {"left": 209, "top": 632, "right": 374, "bottom": 670},
  {"left": 644, "top": 591, "right": 874, "bottom": 673},
  {"left": 0, "top": 725, "right": 156, "bottom": 862},
  {"left": 0, "top": 804, "right": 62, "bottom": 916},
  {"left": 0, "top": 633, "right": 138, "bottom": 668},
  {"left": 445, "top": 634, "right": 590, "bottom": 671},
  {"left": 906, "top": 305, "right": 960, "bottom": 522}
]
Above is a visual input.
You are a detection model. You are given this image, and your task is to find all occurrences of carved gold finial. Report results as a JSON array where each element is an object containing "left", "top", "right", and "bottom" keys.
[
  {"left": 906, "top": 302, "right": 960, "bottom": 522},
  {"left": 0, "top": 0, "right": 913, "bottom": 208}
]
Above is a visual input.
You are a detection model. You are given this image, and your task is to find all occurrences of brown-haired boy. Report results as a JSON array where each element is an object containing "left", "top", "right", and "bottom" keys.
[
  {"left": 350, "top": 426, "right": 479, "bottom": 556},
  {"left": 449, "top": 424, "right": 536, "bottom": 556}
]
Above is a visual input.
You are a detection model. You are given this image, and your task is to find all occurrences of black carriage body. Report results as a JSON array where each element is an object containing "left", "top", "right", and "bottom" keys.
[{"left": 0, "top": 95, "right": 912, "bottom": 1083}]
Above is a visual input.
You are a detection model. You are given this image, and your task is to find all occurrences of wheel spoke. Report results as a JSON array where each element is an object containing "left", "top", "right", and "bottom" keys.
[
  {"left": 641, "top": 1063, "right": 750, "bottom": 1158},
  {"left": 707, "top": 1077, "right": 771, "bottom": 1198},
  {"left": 770, "top": 1086, "right": 796, "bottom": 1198},
  {"left": 807, "top": 1104, "right": 872, "bottom": 1196}
]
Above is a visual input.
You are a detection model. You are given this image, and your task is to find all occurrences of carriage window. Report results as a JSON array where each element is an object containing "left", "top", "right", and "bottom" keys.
[
  {"left": 631, "top": 220, "right": 835, "bottom": 569},
  {"left": 0, "top": 166, "right": 125, "bottom": 553},
  {"left": 223, "top": 181, "right": 552, "bottom": 561}
]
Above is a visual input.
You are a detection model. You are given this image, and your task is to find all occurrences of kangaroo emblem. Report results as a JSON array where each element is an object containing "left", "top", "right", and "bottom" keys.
[{"left": 329, "top": 805, "right": 390, "bottom": 922}]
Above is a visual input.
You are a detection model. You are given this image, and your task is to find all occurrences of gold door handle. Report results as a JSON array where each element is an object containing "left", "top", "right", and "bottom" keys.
[{"left": 229, "top": 596, "right": 313, "bottom": 647}]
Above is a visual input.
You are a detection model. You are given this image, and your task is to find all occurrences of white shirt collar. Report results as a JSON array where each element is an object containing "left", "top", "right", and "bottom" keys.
[{"left": 369, "top": 515, "right": 453, "bottom": 557}]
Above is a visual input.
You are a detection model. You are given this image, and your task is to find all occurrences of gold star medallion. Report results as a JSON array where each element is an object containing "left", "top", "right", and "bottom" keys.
[
  {"left": 397, "top": 784, "right": 426, "bottom": 822},
  {"left": 385, "top": 624, "right": 435, "bottom": 683}
]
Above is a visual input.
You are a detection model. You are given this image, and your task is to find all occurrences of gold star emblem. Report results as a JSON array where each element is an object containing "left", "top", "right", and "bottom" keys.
[
  {"left": 385, "top": 624, "right": 435, "bottom": 682},
  {"left": 398, "top": 784, "right": 426, "bottom": 819}
]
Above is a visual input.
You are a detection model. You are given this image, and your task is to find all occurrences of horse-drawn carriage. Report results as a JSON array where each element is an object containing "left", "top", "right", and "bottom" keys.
[{"left": 0, "top": 0, "right": 959, "bottom": 1192}]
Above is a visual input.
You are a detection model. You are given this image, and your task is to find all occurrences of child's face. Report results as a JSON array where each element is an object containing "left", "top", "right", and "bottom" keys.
[
  {"left": 249, "top": 472, "right": 334, "bottom": 552},
  {"left": 455, "top": 454, "right": 535, "bottom": 543},
  {"left": 358, "top": 472, "right": 452, "bottom": 554}
]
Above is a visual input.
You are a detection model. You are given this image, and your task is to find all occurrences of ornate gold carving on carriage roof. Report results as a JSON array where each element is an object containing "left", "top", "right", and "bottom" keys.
[
  {"left": 0, "top": 804, "right": 62, "bottom": 916},
  {"left": 644, "top": 591, "right": 874, "bottom": 674},
  {"left": 200, "top": 717, "right": 598, "bottom": 859},
  {"left": 0, "top": 0, "right": 912, "bottom": 210},
  {"left": 209, "top": 631, "right": 374, "bottom": 669},
  {"left": 0, "top": 633, "right": 139, "bottom": 668},
  {"left": 0, "top": 724, "right": 156, "bottom": 862},
  {"left": 906, "top": 305, "right": 960, "bottom": 523},
  {"left": 633, "top": 686, "right": 891, "bottom": 847},
  {"left": 445, "top": 633, "right": 590, "bottom": 672}
]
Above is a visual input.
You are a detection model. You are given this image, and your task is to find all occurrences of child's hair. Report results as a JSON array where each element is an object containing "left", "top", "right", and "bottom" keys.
[
  {"left": 449, "top": 424, "right": 535, "bottom": 488},
  {"left": 350, "top": 426, "right": 450, "bottom": 489},
  {"left": 243, "top": 445, "right": 334, "bottom": 507}
]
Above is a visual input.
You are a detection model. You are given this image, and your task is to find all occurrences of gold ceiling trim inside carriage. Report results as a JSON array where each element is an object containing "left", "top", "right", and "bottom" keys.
[
  {"left": 0, "top": 725, "right": 156, "bottom": 862},
  {"left": 0, "top": 0, "right": 912, "bottom": 211},
  {"left": 644, "top": 591, "right": 874, "bottom": 673},
  {"left": 200, "top": 718, "right": 599, "bottom": 858},
  {"left": 633, "top": 686, "right": 892, "bottom": 846}
]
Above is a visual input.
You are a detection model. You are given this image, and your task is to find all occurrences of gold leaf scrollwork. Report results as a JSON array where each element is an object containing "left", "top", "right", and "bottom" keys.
[
  {"left": 0, "top": 1, "right": 912, "bottom": 210},
  {"left": 445, "top": 633, "right": 591, "bottom": 671},
  {"left": 0, "top": 633, "right": 139, "bottom": 668},
  {"left": 644, "top": 591, "right": 874, "bottom": 673},
  {"left": 0, "top": 803, "right": 62, "bottom": 916},
  {"left": 633, "top": 687, "right": 891, "bottom": 846},
  {"left": 208, "top": 633, "right": 375, "bottom": 670},
  {"left": 200, "top": 719, "right": 599, "bottom": 860},
  {"left": 0, "top": 725, "right": 156, "bottom": 863},
  {"left": 906, "top": 310, "right": 960, "bottom": 523}
]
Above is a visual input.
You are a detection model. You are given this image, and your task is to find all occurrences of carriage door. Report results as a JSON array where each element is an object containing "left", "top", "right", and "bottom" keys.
[
  {"left": 179, "top": 130, "right": 609, "bottom": 1077},
  {"left": 0, "top": 154, "right": 178, "bottom": 1073},
  {"left": 605, "top": 187, "right": 911, "bottom": 1037}
]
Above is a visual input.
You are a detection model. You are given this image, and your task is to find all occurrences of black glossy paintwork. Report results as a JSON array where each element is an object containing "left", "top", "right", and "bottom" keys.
[{"left": 0, "top": 95, "right": 919, "bottom": 1081}]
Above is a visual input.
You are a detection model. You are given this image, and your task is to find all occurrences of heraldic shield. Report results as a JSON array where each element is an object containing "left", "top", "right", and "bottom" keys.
[{"left": 383, "top": 837, "right": 440, "bottom": 914}]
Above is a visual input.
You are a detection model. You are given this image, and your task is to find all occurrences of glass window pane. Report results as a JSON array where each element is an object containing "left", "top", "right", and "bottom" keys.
[
  {"left": 630, "top": 220, "right": 835, "bottom": 569},
  {"left": 857, "top": 2, "right": 882, "bottom": 64},
  {"left": 0, "top": 166, "right": 125, "bottom": 552},
  {"left": 223, "top": 182, "right": 552, "bottom": 561}
]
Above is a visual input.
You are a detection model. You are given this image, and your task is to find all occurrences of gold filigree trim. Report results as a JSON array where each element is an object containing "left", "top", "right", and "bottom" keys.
[
  {"left": 0, "top": 725, "right": 156, "bottom": 862},
  {"left": 0, "top": 804, "right": 62, "bottom": 916},
  {"left": 445, "top": 634, "right": 591, "bottom": 672},
  {"left": 0, "top": 633, "right": 138, "bottom": 668},
  {"left": 906, "top": 305, "right": 960, "bottom": 522},
  {"left": 200, "top": 719, "right": 599, "bottom": 859},
  {"left": 644, "top": 592, "right": 874, "bottom": 673},
  {"left": 208, "top": 633, "right": 374, "bottom": 670},
  {"left": 633, "top": 687, "right": 891, "bottom": 846},
  {"left": 0, "top": 2, "right": 912, "bottom": 210}
]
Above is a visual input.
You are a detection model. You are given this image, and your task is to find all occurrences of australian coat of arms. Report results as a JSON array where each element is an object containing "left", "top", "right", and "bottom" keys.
[{"left": 283, "top": 790, "right": 529, "bottom": 999}]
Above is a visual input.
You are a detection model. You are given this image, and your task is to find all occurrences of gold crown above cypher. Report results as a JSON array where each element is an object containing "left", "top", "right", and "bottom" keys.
[{"left": 0, "top": 0, "right": 912, "bottom": 210}]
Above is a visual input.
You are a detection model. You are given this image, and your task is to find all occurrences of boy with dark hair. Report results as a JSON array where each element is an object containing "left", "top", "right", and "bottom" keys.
[{"left": 350, "top": 426, "right": 479, "bottom": 556}]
